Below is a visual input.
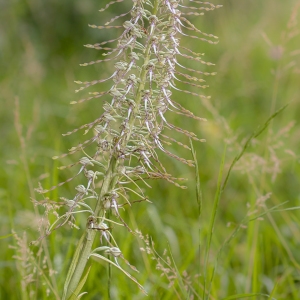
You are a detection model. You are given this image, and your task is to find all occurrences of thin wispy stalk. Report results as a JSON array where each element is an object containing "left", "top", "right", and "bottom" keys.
[{"left": 204, "top": 105, "right": 288, "bottom": 299}]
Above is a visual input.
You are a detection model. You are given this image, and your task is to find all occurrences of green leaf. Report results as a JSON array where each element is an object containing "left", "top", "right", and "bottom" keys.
[
  {"left": 67, "top": 267, "right": 91, "bottom": 300},
  {"left": 0, "top": 233, "right": 13, "bottom": 240},
  {"left": 204, "top": 145, "right": 226, "bottom": 299},
  {"left": 63, "top": 233, "right": 86, "bottom": 300},
  {"left": 90, "top": 253, "right": 147, "bottom": 295},
  {"left": 189, "top": 139, "right": 202, "bottom": 217}
]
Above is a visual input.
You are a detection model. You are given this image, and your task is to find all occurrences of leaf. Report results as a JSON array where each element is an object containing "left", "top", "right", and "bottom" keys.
[
  {"left": 67, "top": 267, "right": 91, "bottom": 300},
  {"left": 63, "top": 234, "right": 85, "bottom": 300},
  {"left": 189, "top": 139, "right": 202, "bottom": 217},
  {"left": 204, "top": 145, "right": 226, "bottom": 300},
  {"left": 77, "top": 292, "right": 88, "bottom": 299},
  {"left": 0, "top": 233, "right": 13, "bottom": 240},
  {"left": 90, "top": 253, "right": 147, "bottom": 295}
]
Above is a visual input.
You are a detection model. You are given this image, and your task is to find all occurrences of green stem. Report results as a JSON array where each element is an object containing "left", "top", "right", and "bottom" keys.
[
  {"left": 63, "top": 1, "right": 160, "bottom": 298},
  {"left": 64, "top": 156, "right": 118, "bottom": 299}
]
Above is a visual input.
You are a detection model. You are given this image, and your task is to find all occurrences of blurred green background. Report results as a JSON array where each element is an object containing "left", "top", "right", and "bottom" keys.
[{"left": 1, "top": 0, "right": 300, "bottom": 299}]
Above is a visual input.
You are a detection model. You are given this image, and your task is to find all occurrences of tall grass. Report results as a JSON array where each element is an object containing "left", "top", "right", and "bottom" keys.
[{"left": 1, "top": 0, "right": 300, "bottom": 299}]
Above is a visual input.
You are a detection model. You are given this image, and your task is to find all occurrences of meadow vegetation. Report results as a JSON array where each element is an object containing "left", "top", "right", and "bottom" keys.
[{"left": 1, "top": 0, "right": 300, "bottom": 299}]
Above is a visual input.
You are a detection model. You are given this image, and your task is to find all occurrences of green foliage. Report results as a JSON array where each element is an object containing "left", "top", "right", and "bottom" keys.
[{"left": 1, "top": 0, "right": 300, "bottom": 299}]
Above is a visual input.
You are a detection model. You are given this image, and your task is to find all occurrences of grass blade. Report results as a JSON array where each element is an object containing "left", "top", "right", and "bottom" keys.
[
  {"left": 63, "top": 233, "right": 86, "bottom": 300},
  {"left": 67, "top": 267, "right": 91, "bottom": 300},
  {"left": 203, "top": 145, "right": 227, "bottom": 299}
]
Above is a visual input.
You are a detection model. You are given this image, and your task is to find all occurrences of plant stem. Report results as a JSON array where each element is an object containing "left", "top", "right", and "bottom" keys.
[{"left": 65, "top": 156, "right": 118, "bottom": 299}]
